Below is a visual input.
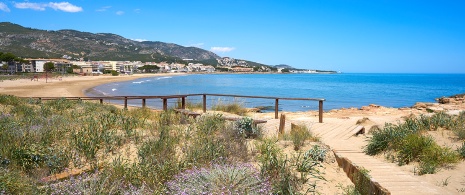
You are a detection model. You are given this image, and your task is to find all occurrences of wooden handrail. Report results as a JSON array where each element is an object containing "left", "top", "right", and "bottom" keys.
[{"left": 27, "top": 94, "right": 326, "bottom": 123}]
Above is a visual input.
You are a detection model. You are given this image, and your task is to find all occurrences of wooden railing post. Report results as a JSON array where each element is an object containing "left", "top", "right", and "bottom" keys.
[
  {"left": 319, "top": 100, "right": 323, "bottom": 123},
  {"left": 124, "top": 97, "right": 128, "bottom": 109},
  {"left": 275, "top": 98, "right": 279, "bottom": 119},
  {"left": 203, "top": 94, "right": 207, "bottom": 113},
  {"left": 142, "top": 98, "right": 146, "bottom": 108},
  {"left": 181, "top": 97, "right": 186, "bottom": 109},
  {"left": 163, "top": 98, "right": 168, "bottom": 111},
  {"left": 99, "top": 99, "right": 103, "bottom": 104}
]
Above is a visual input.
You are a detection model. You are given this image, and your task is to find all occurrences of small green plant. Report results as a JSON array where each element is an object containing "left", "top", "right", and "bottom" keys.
[
  {"left": 437, "top": 176, "right": 451, "bottom": 187},
  {"left": 304, "top": 145, "right": 328, "bottom": 162},
  {"left": 336, "top": 183, "right": 361, "bottom": 195},
  {"left": 235, "top": 117, "right": 258, "bottom": 138},
  {"left": 353, "top": 167, "right": 371, "bottom": 195}
]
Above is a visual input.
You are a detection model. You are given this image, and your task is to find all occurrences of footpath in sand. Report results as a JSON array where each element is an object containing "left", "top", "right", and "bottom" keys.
[{"left": 257, "top": 100, "right": 465, "bottom": 194}]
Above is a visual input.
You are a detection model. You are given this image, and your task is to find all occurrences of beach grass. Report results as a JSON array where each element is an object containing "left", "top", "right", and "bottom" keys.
[
  {"left": 364, "top": 112, "right": 463, "bottom": 175},
  {"left": 211, "top": 99, "right": 248, "bottom": 115}
]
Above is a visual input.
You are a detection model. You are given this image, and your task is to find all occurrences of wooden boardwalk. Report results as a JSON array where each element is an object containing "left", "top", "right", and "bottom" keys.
[{"left": 261, "top": 117, "right": 453, "bottom": 195}]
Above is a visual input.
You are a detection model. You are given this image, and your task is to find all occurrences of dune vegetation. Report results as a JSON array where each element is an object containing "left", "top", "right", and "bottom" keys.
[
  {"left": 0, "top": 95, "right": 330, "bottom": 194},
  {"left": 365, "top": 112, "right": 465, "bottom": 175}
]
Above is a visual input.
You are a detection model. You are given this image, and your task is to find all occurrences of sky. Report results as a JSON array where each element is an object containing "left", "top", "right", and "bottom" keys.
[{"left": 0, "top": 0, "right": 464, "bottom": 73}]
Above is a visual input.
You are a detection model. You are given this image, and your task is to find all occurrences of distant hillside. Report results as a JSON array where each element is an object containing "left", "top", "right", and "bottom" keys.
[
  {"left": 273, "top": 64, "right": 294, "bottom": 69},
  {"left": 0, "top": 22, "right": 220, "bottom": 63}
]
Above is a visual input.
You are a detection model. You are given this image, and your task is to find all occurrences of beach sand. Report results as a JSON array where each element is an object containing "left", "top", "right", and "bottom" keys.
[
  {"left": 2, "top": 73, "right": 465, "bottom": 193},
  {"left": 0, "top": 73, "right": 184, "bottom": 97}
]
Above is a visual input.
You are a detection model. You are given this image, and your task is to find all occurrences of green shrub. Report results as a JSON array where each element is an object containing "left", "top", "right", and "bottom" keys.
[
  {"left": 304, "top": 145, "right": 328, "bottom": 162},
  {"left": 418, "top": 145, "right": 460, "bottom": 175},
  {"left": 452, "top": 120, "right": 465, "bottom": 140},
  {"left": 111, "top": 70, "right": 119, "bottom": 76},
  {"left": 235, "top": 117, "right": 258, "bottom": 138},
  {"left": 397, "top": 134, "right": 434, "bottom": 165},
  {"left": 166, "top": 163, "right": 271, "bottom": 194}
]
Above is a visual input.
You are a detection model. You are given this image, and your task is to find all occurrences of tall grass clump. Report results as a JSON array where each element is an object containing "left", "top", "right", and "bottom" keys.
[
  {"left": 166, "top": 163, "right": 272, "bottom": 194},
  {"left": 0, "top": 167, "right": 36, "bottom": 194},
  {"left": 256, "top": 139, "right": 302, "bottom": 194},
  {"left": 365, "top": 113, "right": 461, "bottom": 175},
  {"left": 289, "top": 124, "right": 316, "bottom": 151},
  {"left": 211, "top": 100, "right": 248, "bottom": 115},
  {"left": 137, "top": 123, "right": 180, "bottom": 190},
  {"left": 183, "top": 114, "right": 249, "bottom": 165},
  {"left": 175, "top": 98, "right": 203, "bottom": 110},
  {"left": 352, "top": 168, "right": 372, "bottom": 195},
  {"left": 458, "top": 142, "right": 465, "bottom": 159}
]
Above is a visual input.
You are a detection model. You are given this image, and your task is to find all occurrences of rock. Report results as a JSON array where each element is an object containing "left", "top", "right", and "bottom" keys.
[
  {"left": 412, "top": 103, "right": 427, "bottom": 109},
  {"left": 360, "top": 106, "right": 370, "bottom": 111},
  {"left": 247, "top": 108, "right": 261, "bottom": 113}
]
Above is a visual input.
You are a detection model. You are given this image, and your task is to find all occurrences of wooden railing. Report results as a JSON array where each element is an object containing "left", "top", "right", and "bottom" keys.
[{"left": 32, "top": 94, "right": 326, "bottom": 123}]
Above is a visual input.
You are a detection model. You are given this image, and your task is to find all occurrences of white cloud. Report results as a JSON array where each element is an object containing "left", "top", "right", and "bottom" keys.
[
  {"left": 48, "top": 2, "right": 82, "bottom": 12},
  {"left": 132, "top": 38, "right": 148, "bottom": 42},
  {"left": 0, "top": 2, "right": 10, "bottom": 12},
  {"left": 210, "top": 47, "right": 235, "bottom": 53},
  {"left": 188, "top": 43, "right": 204, "bottom": 48},
  {"left": 14, "top": 2, "right": 82, "bottom": 12},
  {"left": 96, "top": 6, "right": 111, "bottom": 12},
  {"left": 134, "top": 8, "right": 140, "bottom": 13},
  {"left": 116, "top": 11, "right": 124, "bottom": 15},
  {"left": 14, "top": 2, "right": 47, "bottom": 11}
]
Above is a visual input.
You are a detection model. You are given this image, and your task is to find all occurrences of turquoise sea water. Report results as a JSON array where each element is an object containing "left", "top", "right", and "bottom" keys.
[{"left": 87, "top": 73, "right": 465, "bottom": 111}]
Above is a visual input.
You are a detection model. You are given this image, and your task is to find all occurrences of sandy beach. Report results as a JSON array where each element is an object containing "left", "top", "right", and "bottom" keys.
[
  {"left": 0, "top": 73, "right": 185, "bottom": 97},
  {"left": 2, "top": 73, "right": 465, "bottom": 193}
]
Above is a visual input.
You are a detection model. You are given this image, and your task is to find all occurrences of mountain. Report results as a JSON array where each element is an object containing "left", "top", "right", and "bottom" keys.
[{"left": 0, "top": 22, "right": 220, "bottom": 63}]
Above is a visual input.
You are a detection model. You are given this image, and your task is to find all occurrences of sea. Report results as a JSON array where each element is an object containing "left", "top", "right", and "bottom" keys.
[{"left": 86, "top": 73, "right": 465, "bottom": 112}]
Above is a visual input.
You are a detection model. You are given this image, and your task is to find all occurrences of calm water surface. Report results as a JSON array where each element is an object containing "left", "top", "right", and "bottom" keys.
[{"left": 88, "top": 73, "right": 465, "bottom": 111}]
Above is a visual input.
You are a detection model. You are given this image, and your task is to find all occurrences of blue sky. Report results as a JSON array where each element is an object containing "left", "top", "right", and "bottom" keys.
[{"left": 0, "top": 0, "right": 464, "bottom": 73}]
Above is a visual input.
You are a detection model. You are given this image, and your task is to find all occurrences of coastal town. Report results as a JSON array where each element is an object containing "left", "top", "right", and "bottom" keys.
[{"left": 1, "top": 55, "right": 337, "bottom": 75}]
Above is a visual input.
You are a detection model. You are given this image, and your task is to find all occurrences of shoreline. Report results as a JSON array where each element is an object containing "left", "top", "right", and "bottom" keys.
[
  {"left": 1, "top": 73, "right": 464, "bottom": 115},
  {"left": 0, "top": 73, "right": 186, "bottom": 97}
]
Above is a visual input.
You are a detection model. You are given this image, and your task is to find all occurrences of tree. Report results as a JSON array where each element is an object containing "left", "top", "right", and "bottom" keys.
[
  {"left": 1, "top": 64, "right": 8, "bottom": 73},
  {"left": 281, "top": 68, "right": 290, "bottom": 73},
  {"left": 138, "top": 65, "right": 160, "bottom": 73},
  {"left": 44, "top": 62, "right": 55, "bottom": 72},
  {"left": 0, "top": 52, "right": 16, "bottom": 62},
  {"left": 44, "top": 62, "right": 55, "bottom": 83}
]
